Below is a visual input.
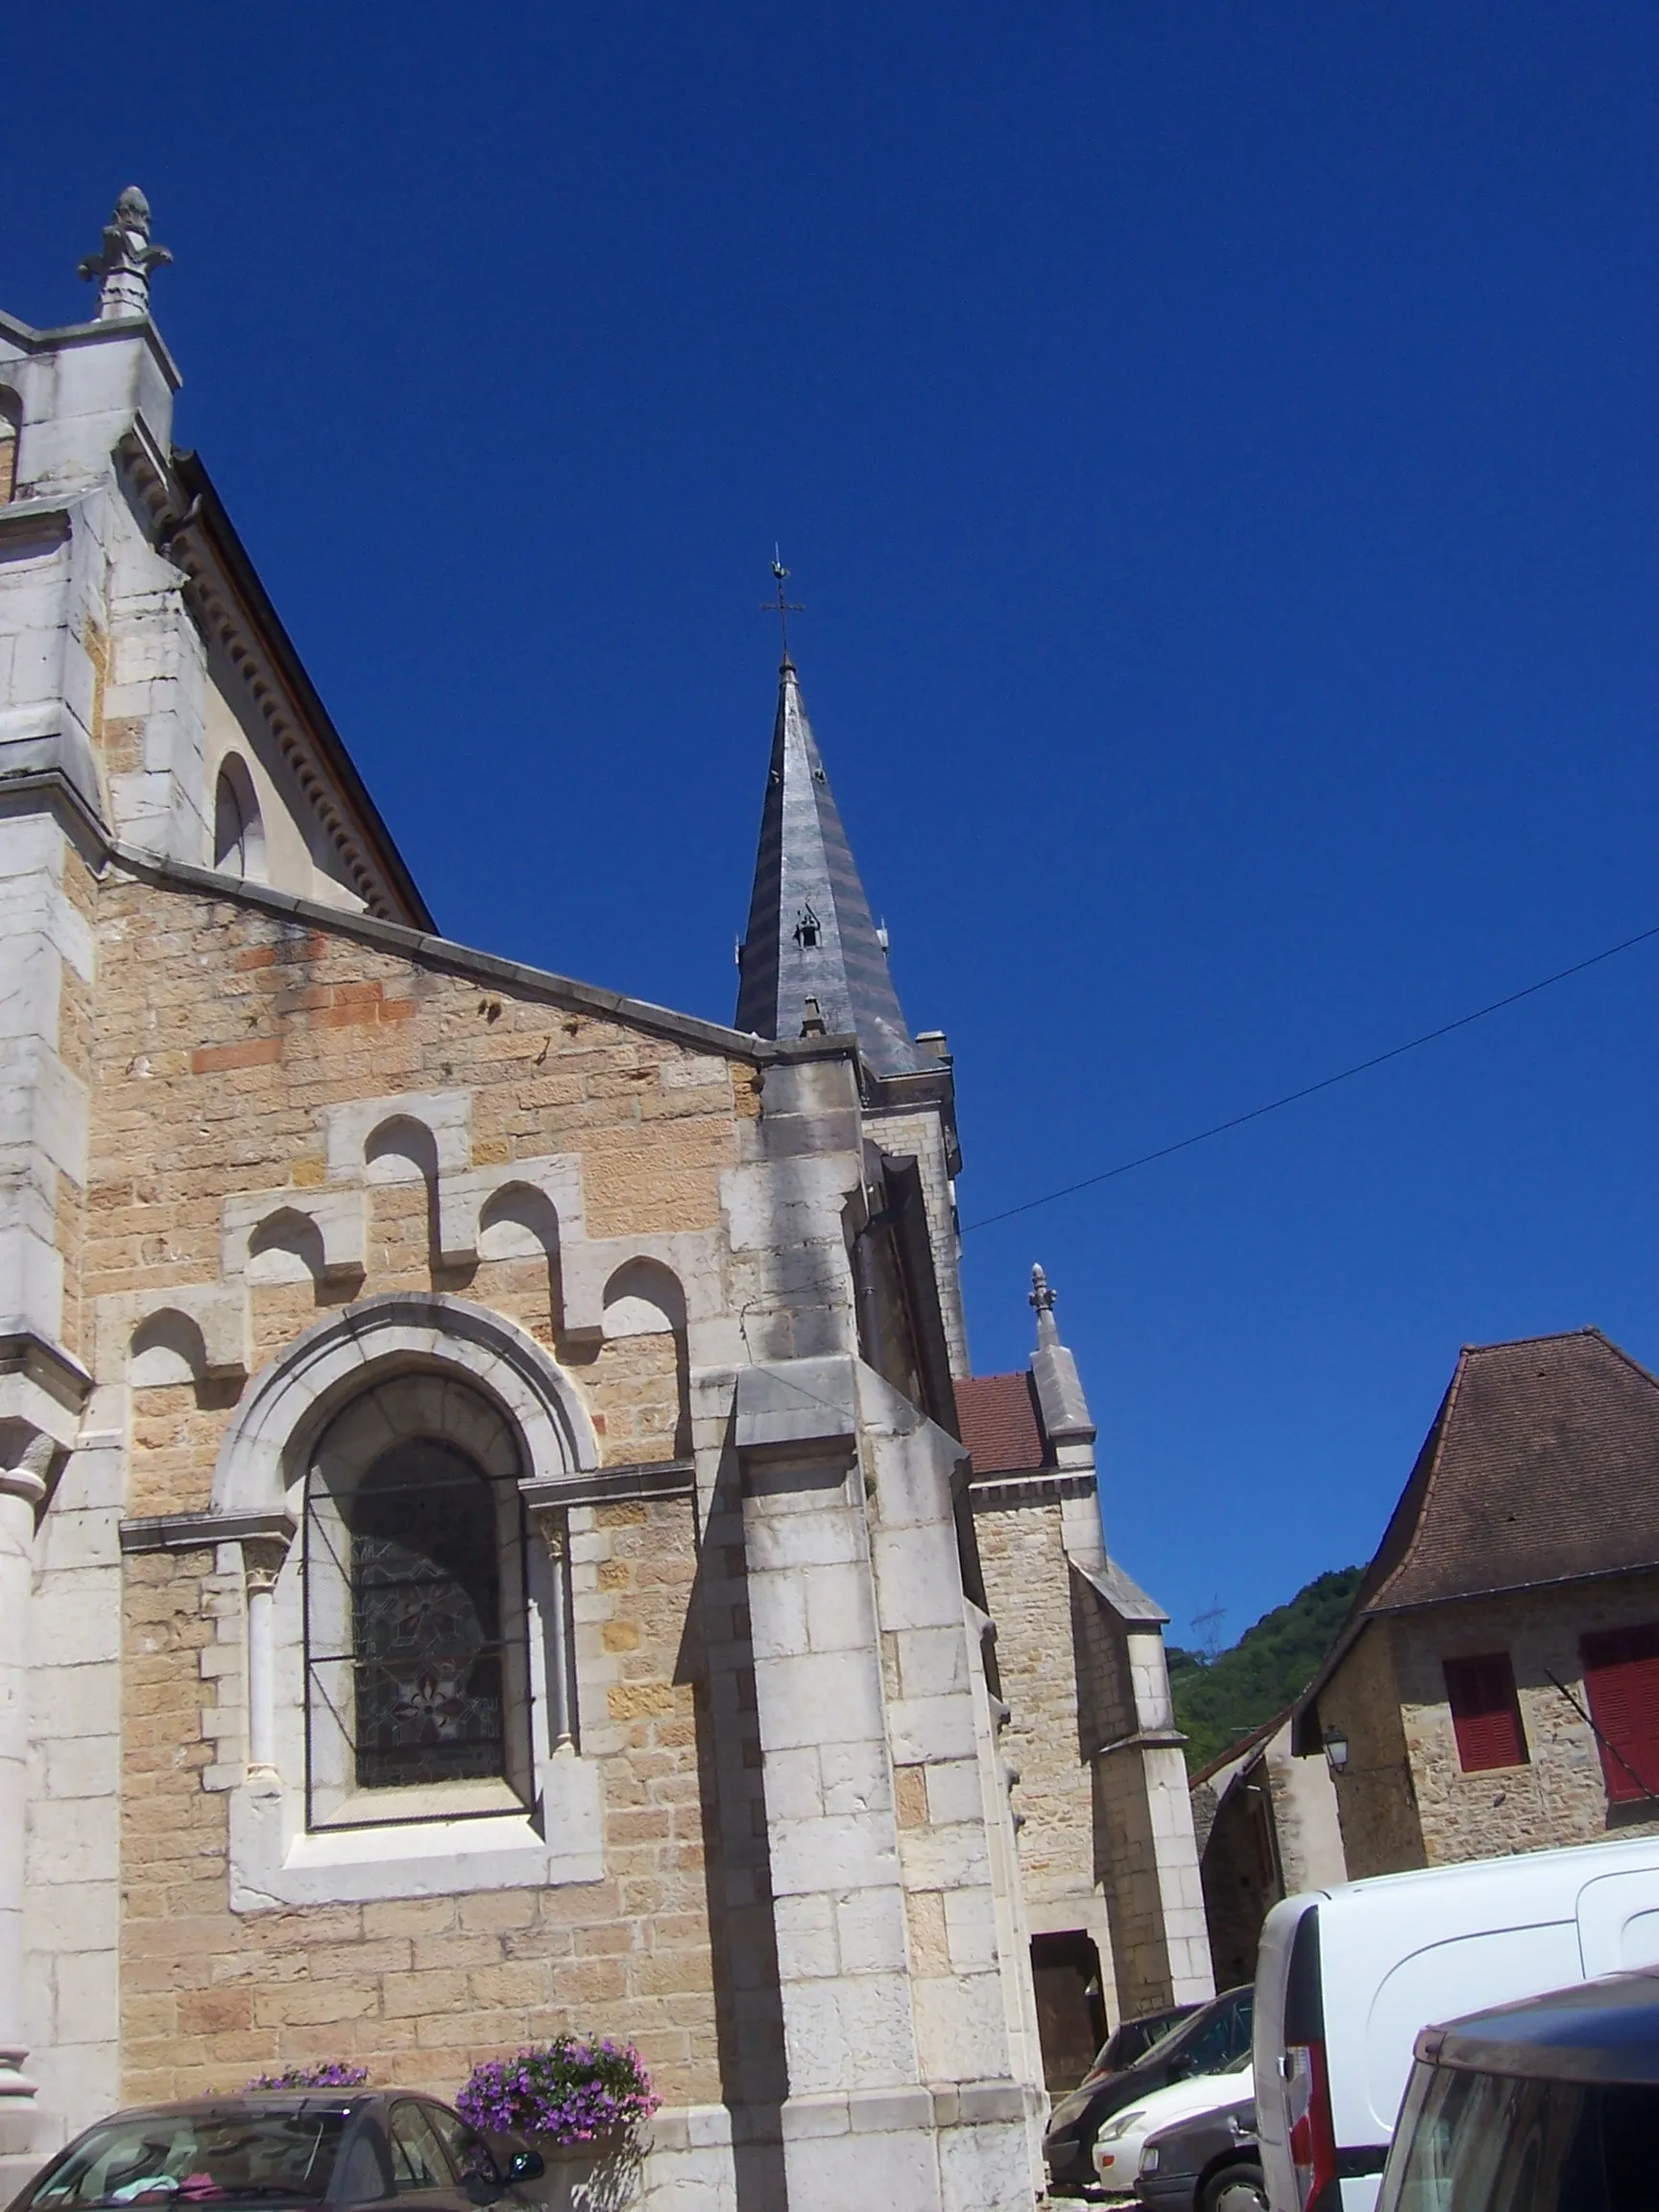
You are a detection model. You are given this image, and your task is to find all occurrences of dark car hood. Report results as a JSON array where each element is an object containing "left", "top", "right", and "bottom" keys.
[{"left": 1046, "top": 2059, "right": 1174, "bottom": 2142}]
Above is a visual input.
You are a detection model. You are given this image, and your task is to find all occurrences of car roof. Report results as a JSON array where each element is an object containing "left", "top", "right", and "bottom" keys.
[
  {"left": 1110, "top": 1984, "right": 1249, "bottom": 2080},
  {"left": 1424, "top": 1970, "right": 1659, "bottom": 2084},
  {"left": 84, "top": 2096, "right": 380, "bottom": 2125}
]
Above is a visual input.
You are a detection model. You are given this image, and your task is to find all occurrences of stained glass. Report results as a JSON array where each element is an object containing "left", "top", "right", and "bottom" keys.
[{"left": 343, "top": 1438, "right": 505, "bottom": 1789}]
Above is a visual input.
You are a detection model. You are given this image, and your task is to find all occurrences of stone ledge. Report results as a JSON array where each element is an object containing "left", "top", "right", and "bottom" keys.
[
  {"left": 1090, "top": 1727, "right": 1188, "bottom": 1760},
  {"left": 119, "top": 1508, "right": 294, "bottom": 1554},
  {"left": 966, "top": 1471, "right": 1096, "bottom": 1508},
  {"left": 519, "top": 1460, "right": 695, "bottom": 1512},
  {"left": 0, "top": 1331, "right": 92, "bottom": 1415},
  {"left": 772, "top": 2081, "right": 1035, "bottom": 2141}
]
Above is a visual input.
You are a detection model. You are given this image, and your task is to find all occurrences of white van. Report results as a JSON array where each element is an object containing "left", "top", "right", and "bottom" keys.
[{"left": 1253, "top": 1833, "right": 1659, "bottom": 2212}]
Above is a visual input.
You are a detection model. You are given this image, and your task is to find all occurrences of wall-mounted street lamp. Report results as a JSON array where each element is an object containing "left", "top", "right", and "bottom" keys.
[{"left": 1323, "top": 1727, "right": 1350, "bottom": 1774}]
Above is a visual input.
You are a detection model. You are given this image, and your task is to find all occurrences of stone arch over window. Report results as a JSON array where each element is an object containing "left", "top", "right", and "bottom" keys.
[
  {"left": 0, "top": 390, "right": 19, "bottom": 505},
  {"left": 213, "top": 1296, "right": 600, "bottom": 1874},
  {"left": 212, "top": 1291, "right": 599, "bottom": 1521},
  {"left": 213, "top": 752, "right": 266, "bottom": 881}
]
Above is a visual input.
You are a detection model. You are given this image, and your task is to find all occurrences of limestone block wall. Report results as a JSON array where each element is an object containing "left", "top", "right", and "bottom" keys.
[
  {"left": 864, "top": 1102, "right": 968, "bottom": 1382},
  {"left": 0, "top": 617, "right": 99, "bottom": 1368},
  {"left": 1390, "top": 1576, "right": 1659, "bottom": 1866},
  {"left": 83, "top": 882, "right": 753, "bottom": 1455},
  {"left": 22, "top": 1430, "right": 124, "bottom": 2155},
  {"left": 115, "top": 1489, "right": 716, "bottom": 2108},
  {"left": 1319, "top": 1623, "right": 1426, "bottom": 1878},
  {"left": 45, "top": 873, "right": 760, "bottom": 2147},
  {"left": 972, "top": 1502, "right": 1105, "bottom": 1949}
]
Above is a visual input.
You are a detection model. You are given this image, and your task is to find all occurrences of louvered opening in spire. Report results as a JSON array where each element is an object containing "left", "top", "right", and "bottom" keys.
[{"left": 734, "top": 660, "right": 923, "bottom": 1076}]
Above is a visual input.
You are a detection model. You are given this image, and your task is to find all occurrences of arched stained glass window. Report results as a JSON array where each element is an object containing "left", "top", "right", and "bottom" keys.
[
  {"left": 301, "top": 1373, "right": 533, "bottom": 1828},
  {"left": 349, "top": 1439, "right": 504, "bottom": 1790}
]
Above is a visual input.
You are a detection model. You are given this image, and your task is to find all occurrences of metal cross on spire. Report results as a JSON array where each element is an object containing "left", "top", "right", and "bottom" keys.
[{"left": 761, "top": 548, "right": 805, "bottom": 666}]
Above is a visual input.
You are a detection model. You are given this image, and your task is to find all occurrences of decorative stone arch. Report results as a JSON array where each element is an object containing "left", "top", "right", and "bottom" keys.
[
  {"left": 212, "top": 1289, "right": 599, "bottom": 1521},
  {"left": 601, "top": 1254, "right": 687, "bottom": 1338},
  {"left": 212, "top": 751, "right": 266, "bottom": 882}
]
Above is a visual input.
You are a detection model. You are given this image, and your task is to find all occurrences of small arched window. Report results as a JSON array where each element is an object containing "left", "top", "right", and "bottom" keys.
[
  {"left": 302, "top": 1375, "right": 531, "bottom": 1828},
  {"left": 213, "top": 754, "right": 266, "bottom": 881},
  {"left": 0, "top": 391, "right": 20, "bottom": 506}
]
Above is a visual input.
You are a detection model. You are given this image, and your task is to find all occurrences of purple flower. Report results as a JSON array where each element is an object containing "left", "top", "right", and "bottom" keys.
[
  {"left": 246, "top": 2063, "right": 370, "bottom": 2091},
  {"left": 454, "top": 2040, "right": 658, "bottom": 2147}
]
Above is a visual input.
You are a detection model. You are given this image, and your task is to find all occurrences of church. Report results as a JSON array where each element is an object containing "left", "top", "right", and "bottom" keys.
[{"left": 0, "top": 190, "right": 1209, "bottom": 2210}]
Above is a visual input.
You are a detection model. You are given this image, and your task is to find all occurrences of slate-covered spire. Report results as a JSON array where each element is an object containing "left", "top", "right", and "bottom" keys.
[{"left": 735, "top": 658, "right": 924, "bottom": 1075}]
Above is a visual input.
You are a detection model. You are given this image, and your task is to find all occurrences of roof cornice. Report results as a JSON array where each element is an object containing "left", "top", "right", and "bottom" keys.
[{"left": 152, "top": 447, "right": 436, "bottom": 929}]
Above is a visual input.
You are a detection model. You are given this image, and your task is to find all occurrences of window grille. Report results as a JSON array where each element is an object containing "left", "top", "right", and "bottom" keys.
[
  {"left": 1442, "top": 1651, "right": 1528, "bottom": 1772},
  {"left": 301, "top": 1383, "right": 533, "bottom": 1829}
]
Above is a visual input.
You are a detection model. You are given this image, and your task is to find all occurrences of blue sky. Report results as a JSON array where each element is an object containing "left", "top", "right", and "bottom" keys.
[{"left": 12, "top": 4, "right": 1659, "bottom": 1644}]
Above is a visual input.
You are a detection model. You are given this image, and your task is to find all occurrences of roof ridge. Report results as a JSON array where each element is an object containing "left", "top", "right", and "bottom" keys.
[{"left": 1460, "top": 1326, "right": 1604, "bottom": 1356}]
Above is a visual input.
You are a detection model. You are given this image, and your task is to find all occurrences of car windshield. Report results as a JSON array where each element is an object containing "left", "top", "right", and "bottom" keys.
[
  {"left": 28, "top": 2110, "right": 351, "bottom": 2208},
  {"left": 1166, "top": 1993, "right": 1253, "bottom": 2078},
  {"left": 1382, "top": 2060, "right": 1659, "bottom": 2212}
]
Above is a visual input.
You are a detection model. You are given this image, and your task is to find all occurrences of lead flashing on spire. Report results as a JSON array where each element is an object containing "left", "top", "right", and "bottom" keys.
[{"left": 78, "top": 188, "right": 171, "bottom": 323}]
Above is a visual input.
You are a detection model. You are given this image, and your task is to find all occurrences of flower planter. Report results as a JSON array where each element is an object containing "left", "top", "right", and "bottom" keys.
[
  {"left": 457, "top": 2036, "right": 658, "bottom": 2209},
  {"left": 512, "top": 2130, "right": 644, "bottom": 2212}
]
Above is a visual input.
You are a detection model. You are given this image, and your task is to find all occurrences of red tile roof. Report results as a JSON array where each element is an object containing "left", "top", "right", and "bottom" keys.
[{"left": 955, "top": 1371, "right": 1046, "bottom": 1477}]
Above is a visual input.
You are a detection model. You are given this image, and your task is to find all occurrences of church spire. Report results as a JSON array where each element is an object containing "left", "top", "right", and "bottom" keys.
[{"left": 734, "top": 656, "right": 924, "bottom": 1075}]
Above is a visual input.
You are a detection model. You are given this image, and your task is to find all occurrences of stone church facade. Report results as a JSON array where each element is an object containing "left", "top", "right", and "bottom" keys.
[{"left": 0, "top": 192, "right": 1206, "bottom": 2209}]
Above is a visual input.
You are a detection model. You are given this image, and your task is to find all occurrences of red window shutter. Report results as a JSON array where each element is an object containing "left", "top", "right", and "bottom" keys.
[
  {"left": 1442, "top": 1653, "right": 1527, "bottom": 1772},
  {"left": 1581, "top": 1625, "right": 1659, "bottom": 1803}
]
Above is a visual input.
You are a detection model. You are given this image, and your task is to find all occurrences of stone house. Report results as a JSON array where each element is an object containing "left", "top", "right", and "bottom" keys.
[
  {"left": 1189, "top": 1713, "right": 1345, "bottom": 1990},
  {"left": 1296, "top": 1328, "right": 1659, "bottom": 1881},
  {"left": 0, "top": 191, "right": 1207, "bottom": 2209}
]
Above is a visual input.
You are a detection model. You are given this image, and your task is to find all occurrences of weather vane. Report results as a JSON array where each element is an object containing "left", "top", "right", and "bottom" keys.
[{"left": 761, "top": 547, "right": 805, "bottom": 664}]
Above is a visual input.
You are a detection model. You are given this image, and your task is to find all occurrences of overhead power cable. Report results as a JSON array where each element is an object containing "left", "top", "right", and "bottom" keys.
[{"left": 961, "top": 919, "right": 1659, "bottom": 1234}]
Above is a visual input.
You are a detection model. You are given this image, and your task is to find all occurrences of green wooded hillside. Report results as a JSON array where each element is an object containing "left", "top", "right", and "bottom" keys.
[{"left": 1167, "top": 1566, "right": 1364, "bottom": 1775}]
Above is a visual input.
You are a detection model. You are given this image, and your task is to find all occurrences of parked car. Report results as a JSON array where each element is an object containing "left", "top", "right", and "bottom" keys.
[
  {"left": 1254, "top": 1831, "right": 1659, "bottom": 2212},
  {"left": 1379, "top": 1969, "right": 1659, "bottom": 2212},
  {"left": 1045, "top": 1984, "right": 1254, "bottom": 2198},
  {"left": 1138, "top": 2095, "right": 1262, "bottom": 2212},
  {"left": 1088, "top": 2003, "right": 1203, "bottom": 2082},
  {"left": 1092, "top": 2057, "right": 1254, "bottom": 2200},
  {"left": 6, "top": 2093, "right": 544, "bottom": 2212}
]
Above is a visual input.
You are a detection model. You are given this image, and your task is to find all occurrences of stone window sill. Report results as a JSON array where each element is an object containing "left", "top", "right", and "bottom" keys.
[{"left": 227, "top": 1757, "right": 603, "bottom": 1910}]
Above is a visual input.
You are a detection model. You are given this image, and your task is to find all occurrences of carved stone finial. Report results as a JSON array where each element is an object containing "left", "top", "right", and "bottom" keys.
[
  {"left": 1029, "top": 1262, "right": 1060, "bottom": 1348},
  {"left": 78, "top": 187, "right": 172, "bottom": 322}
]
